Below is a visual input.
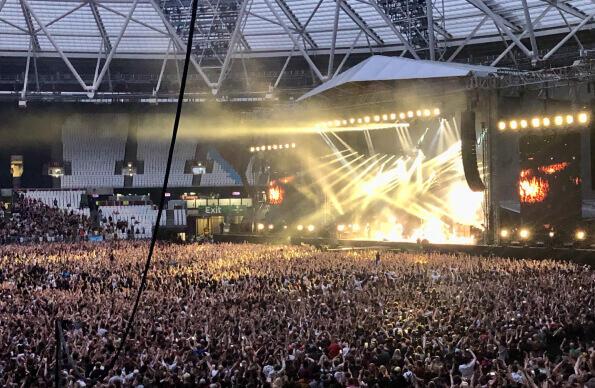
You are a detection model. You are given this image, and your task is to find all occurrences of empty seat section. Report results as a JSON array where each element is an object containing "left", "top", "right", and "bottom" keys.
[{"left": 61, "top": 114, "right": 128, "bottom": 188}]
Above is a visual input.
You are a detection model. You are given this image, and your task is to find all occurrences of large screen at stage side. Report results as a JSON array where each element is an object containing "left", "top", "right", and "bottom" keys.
[{"left": 519, "top": 132, "right": 581, "bottom": 230}]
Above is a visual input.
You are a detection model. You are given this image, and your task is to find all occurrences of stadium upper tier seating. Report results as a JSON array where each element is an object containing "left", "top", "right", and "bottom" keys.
[
  {"left": 59, "top": 113, "right": 242, "bottom": 189},
  {"left": 134, "top": 125, "right": 195, "bottom": 188},
  {"left": 61, "top": 114, "right": 128, "bottom": 188}
]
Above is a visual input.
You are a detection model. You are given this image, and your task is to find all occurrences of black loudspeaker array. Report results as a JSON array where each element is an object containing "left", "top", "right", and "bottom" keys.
[
  {"left": 460, "top": 110, "right": 486, "bottom": 192},
  {"left": 590, "top": 101, "right": 595, "bottom": 190}
]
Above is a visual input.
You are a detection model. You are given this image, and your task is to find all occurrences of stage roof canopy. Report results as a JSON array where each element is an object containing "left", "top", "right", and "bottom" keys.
[{"left": 298, "top": 55, "right": 499, "bottom": 100}]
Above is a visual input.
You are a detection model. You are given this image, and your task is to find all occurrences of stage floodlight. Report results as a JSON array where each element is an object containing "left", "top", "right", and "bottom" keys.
[
  {"left": 268, "top": 224, "right": 274, "bottom": 230},
  {"left": 291, "top": 143, "right": 296, "bottom": 148},
  {"left": 542, "top": 117, "right": 551, "bottom": 127},
  {"left": 407, "top": 111, "right": 414, "bottom": 118},
  {"left": 423, "top": 109, "right": 431, "bottom": 117},
  {"left": 509, "top": 120, "right": 518, "bottom": 130},
  {"left": 349, "top": 118, "right": 355, "bottom": 124},
  {"left": 352, "top": 223, "right": 360, "bottom": 232},
  {"left": 255, "top": 147, "right": 260, "bottom": 151},
  {"left": 398, "top": 112, "right": 405, "bottom": 120},
  {"left": 433, "top": 108, "right": 441, "bottom": 116},
  {"left": 334, "top": 120, "right": 341, "bottom": 126},
  {"left": 500, "top": 229, "right": 509, "bottom": 238},
  {"left": 382, "top": 114, "right": 388, "bottom": 121},
  {"left": 575, "top": 230, "right": 586, "bottom": 240},
  {"left": 374, "top": 115, "right": 380, "bottom": 122},
  {"left": 498, "top": 121, "right": 506, "bottom": 130},
  {"left": 297, "top": 225, "right": 304, "bottom": 231},
  {"left": 364, "top": 116, "right": 370, "bottom": 123},
  {"left": 357, "top": 118, "right": 363, "bottom": 124},
  {"left": 273, "top": 145, "right": 278, "bottom": 150},
  {"left": 342, "top": 120, "right": 347, "bottom": 125},
  {"left": 549, "top": 231, "right": 555, "bottom": 238},
  {"left": 531, "top": 118, "right": 540, "bottom": 128},
  {"left": 554, "top": 115, "right": 563, "bottom": 126},
  {"left": 416, "top": 110, "right": 422, "bottom": 117},
  {"left": 519, "top": 228, "right": 530, "bottom": 240},
  {"left": 267, "top": 145, "right": 272, "bottom": 150},
  {"left": 578, "top": 112, "right": 589, "bottom": 124},
  {"left": 391, "top": 113, "right": 398, "bottom": 120},
  {"left": 327, "top": 121, "right": 333, "bottom": 127},
  {"left": 520, "top": 119, "right": 528, "bottom": 129},
  {"left": 565, "top": 115, "right": 574, "bottom": 125},
  {"left": 257, "top": 223, "right": 265, "bottom": 231},
  {"left": 250, "top": 147, "right": 255, "bottom": 152},
  {"left": 285, "top": 144, "right": 290, "bottom": 149},
  {"left": 261, "top": 145, "right": 266, "bottom": 150},
  {"left": 307, "top": 224, "right": 315, "bottom": 232},
  {"left": 337, "top": 224, "right": 345, "bottom": 232}
]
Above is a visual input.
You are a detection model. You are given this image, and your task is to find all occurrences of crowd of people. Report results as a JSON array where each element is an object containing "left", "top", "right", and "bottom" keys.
[
  {"left": 0, "top": 242, "right": 593, "bottom": 387},
  {"left": 0, "top": 193, "right": 94, "bottom": 244}
]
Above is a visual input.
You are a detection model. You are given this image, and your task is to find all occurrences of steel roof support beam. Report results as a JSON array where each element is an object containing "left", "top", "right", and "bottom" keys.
[
  {"left": 520, "top": 0, "right": 538, "bottom": 62},
  {"left": 215, "top": 0, "right": 250, "bottom": 91},
  {"left": 468, "top": 0, "right": 522, "bottom": 32},
  {"left": 0, "top": 0, "right": 7, "bottom": 14},
  {"left": 263, "top": 0, "right": 324, "bottom": 81},
  {"left": 89, "top": 0, "right": 113, "bottom": 52},
  {"left": 32, "top": 3, "right": 87, "bottom": 34},
  {"left": 21, "top": 0, "right": 90, "bottom": 91},
  {"left": 557, "top": 9, "right": 583, "bottom": 50},
  {"left": 333, "top": 30, "right": 362, "bottom": 77},
  {"left": 364, "top": 0, "right": 420, "bottom": 59},
  {"left": 148, "top": 0, "right": 215, "bottom": 88},
  {"left": 99, "top": 3, "right": 169, "bottom": 36},
  {"left": 490, "top": 5, "right": 551, "bottom": 66},
  {"left": 91, "top": 0, "right": 139, "bottom": 95},
  {"left": 465, "top": 0, "right": 533, "bottom": 58},
  {"left": 155, "top": 39, "right": 173, "bottom": 95},
  {"left": 19, "top": 0, "right": 40, "bottom": 52},
  {"left": 203, "top": 0, "right": 251, "bottom": 51},
  {"left": 328, "top": 0, "right": 341, "bottom": 76},
  {"left": 427, "top": 0, "right": 436, "bottom": 60},
  {"left": 0, "top": 17, "right": 29, "bottom": 33},
  {"left": 446, "top": 15, "right": 487, "bottom": 61},
  {"left": 542, "top": 12, "right": 593, "bottom": 60},
  {"left": 274, "top": 0, "right": 318, "bottom": 49},
  {"left": 20, "top": 43, "right": 32, "bottom": 100},
  {"left": 539, "top": 0, "right": 588, "bottom": 20},
  {"left": 339, "top": 0, "right": 383, "bottom": 46}
]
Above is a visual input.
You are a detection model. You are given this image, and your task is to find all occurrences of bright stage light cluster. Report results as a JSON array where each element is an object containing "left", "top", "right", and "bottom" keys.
[
  {"left": 250, "top": 143, "right": 296, "bottom": 152},
  {"left": 498, "top": 112, "right": 590, "bottom": 131},
  {"left": 319, "top": 107, "right": 441, "bottom": 128}
]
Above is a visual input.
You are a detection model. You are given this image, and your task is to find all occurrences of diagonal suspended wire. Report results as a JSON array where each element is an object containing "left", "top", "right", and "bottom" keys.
[{"left": 101, "top": 0, "right": 200, "bottom": 378}]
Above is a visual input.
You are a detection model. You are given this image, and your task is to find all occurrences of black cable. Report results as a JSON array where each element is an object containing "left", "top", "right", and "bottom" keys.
[{"left": 103, "top": 0, "right": 200, "bottom": 377}]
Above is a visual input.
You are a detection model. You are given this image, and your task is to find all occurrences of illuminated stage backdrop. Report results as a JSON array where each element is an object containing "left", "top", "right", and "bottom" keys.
[{"left": 519, "top": 133, "right": 581, "bottom": 233}]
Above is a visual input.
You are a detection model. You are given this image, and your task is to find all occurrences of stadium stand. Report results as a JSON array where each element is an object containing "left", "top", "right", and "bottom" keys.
[
  {"left": 99, "top": 205, "right": 186, "bottom": 239},
  {"left": 134, "top": 124, "right": 195, "bottom": 188},
  {"left": 61, "top": 114, "right": 128, "bottom": 188},
  {"left": 22, "top": 189, "right": 89, "bottom": 217},
  {"left": 200, "top": 148, "right": 242, "bottom": 186}
]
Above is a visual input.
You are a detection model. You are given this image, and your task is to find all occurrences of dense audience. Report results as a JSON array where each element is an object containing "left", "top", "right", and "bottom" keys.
[
  {"left": 0, "top": 194, "right": 93, "bottom": 244},
  {"left": 0, "top": 243, "right": 593, "bottom": 387}
]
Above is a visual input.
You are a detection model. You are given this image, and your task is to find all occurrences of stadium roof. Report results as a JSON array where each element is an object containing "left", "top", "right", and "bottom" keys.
[{"left": 0, "top": 0, "right": 593, "bottom": 98}]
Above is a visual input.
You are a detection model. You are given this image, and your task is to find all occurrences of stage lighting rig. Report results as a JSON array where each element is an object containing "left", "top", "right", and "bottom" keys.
[
  {"left": 250, "top": 143, "right": 296, "bottom": 152},
  {"left": 498, "top": 111, "right": 590, "bottom": 131},
  {"left": 318, "top": 106, "right": 441, "bottom": 130}
]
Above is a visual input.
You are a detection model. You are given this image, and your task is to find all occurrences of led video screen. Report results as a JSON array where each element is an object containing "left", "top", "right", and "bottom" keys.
[{"left": 519, "top": 132, "right": 581, "bottom": 231}]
